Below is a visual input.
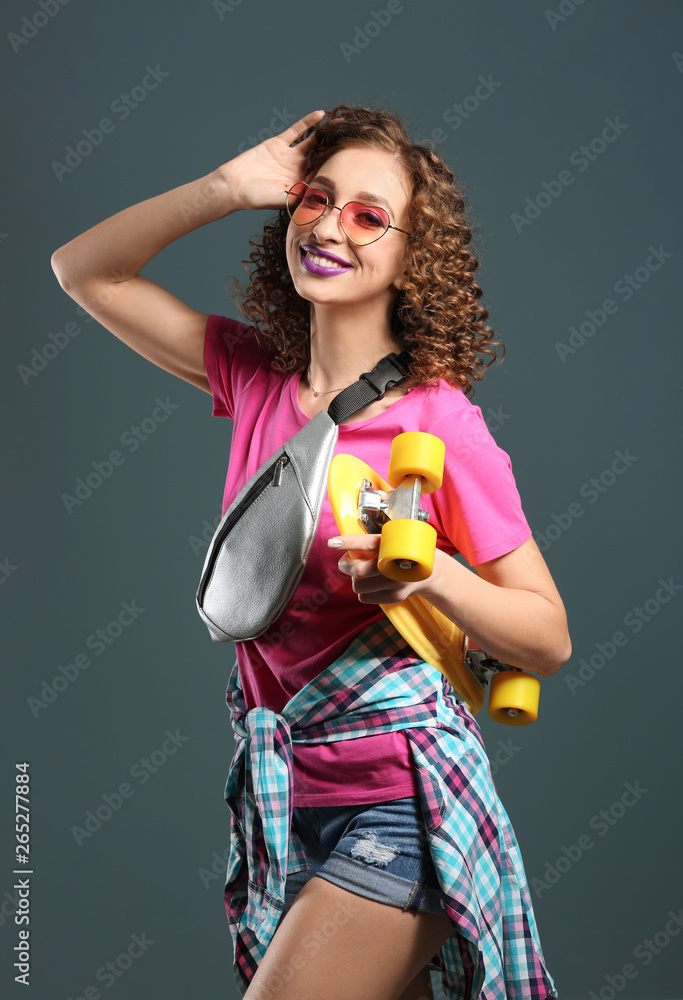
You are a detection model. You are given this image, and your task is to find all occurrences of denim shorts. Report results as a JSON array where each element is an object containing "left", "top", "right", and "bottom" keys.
[{"left": 282, "top": 795, "right": 446, "bottom": 918}]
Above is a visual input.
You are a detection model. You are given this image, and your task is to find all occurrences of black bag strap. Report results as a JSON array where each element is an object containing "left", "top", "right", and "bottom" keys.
[{"left": 326, "top": 351, "right": 412, "bottom": 425}]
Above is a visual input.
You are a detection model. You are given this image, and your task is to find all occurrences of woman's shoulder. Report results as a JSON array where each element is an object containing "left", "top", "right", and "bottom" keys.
[
  {"left": 406, "top": 378, "right": 482, "bottom": 425},
  {"left": 204, "top": 314, "right": 284, "bottom": 418},
  {"left": 403, "top": 380, "right": 509, "bottom": 462},
  {"left": 207, "top": 314, "right": 284, "bottom": 383},
  {"left": 207, "top": 314, "right": 270, "bottom": 362}
]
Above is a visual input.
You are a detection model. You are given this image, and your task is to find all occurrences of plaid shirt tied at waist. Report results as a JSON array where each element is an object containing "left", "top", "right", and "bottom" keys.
[{"left": 223, "top": 617, "right": 558, "bottom": 1000}]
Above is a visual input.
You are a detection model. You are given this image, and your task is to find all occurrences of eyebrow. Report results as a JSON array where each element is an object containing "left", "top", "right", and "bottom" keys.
[{"left": 312, "top": 176, "right": 393, "bottom": 215}]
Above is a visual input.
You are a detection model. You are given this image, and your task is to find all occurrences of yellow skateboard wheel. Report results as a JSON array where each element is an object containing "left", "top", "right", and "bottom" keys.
[
  {"left": 387, "top": 432, "right": 445, "bottom": 493},
  {"left": 377, "top": 518, "right": 437, "bottom": 582},
  {"left": 487, "top": 670, "right": 540, "bottom": 726}
]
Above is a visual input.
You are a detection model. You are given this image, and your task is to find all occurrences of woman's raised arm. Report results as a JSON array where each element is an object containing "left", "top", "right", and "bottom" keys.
[{"left": 50, "top": 109, "right": 325, "bottom": 391}]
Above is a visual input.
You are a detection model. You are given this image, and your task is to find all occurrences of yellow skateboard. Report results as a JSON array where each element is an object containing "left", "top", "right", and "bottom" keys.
[{"left": 328, "top": 432, "right": 541, "bottom": 726}]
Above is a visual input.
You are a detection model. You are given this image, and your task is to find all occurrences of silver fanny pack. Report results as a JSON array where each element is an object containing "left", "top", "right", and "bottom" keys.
[{"left": 195, "top": 351, "right": 411, "bottom": 643}]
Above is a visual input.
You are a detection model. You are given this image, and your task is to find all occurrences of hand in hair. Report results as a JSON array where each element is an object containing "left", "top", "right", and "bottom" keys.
[{"left": 214, "top": 109, "right": 325, "bottom": 213}]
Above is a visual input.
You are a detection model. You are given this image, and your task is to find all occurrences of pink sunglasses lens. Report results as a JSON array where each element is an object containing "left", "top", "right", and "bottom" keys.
[
  {"left": 341, "top": 202, "right": 390, "bottom": 244},
  {"left": 287, "top": 183, "right": 326, "bottom": 224}
]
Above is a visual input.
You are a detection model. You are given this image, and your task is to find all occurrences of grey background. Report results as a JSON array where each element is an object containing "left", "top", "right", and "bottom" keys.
[{"left": 2, "top": 1, "right": 682, "bottom": 997}]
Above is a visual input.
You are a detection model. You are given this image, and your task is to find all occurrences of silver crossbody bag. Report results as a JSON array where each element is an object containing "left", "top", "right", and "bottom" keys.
[{"left": 195, "top": 352, "right": 411, "bottom": 643}]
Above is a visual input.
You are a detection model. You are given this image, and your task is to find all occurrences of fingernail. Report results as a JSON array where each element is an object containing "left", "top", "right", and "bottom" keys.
[{"left": 327, "top": 537, "right": 343, "bottom": 548}]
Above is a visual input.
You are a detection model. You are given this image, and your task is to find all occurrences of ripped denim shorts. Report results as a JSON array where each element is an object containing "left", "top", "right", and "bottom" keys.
[{"left": 282, "top": 795, "right": 446, "bottom": 918}]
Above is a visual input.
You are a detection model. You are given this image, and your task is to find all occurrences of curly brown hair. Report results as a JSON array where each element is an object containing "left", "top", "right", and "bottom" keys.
[{"left": 232, "top": 104, "right": 504, "bottom": 394}]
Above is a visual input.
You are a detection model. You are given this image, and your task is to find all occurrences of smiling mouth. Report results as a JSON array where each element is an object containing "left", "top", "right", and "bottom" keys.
[{"left": 300, "top": 245, "right": 352, "bottom": 269}]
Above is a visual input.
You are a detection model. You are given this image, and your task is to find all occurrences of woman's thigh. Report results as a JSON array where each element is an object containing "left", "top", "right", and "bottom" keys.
[{"left": 248, "top": 875, "right": 451, "bottom": 1000}]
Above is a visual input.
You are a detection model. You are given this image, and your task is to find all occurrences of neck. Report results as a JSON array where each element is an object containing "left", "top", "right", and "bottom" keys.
[{"left": 307, "top": 299, "right": 402, "bottom": 392}]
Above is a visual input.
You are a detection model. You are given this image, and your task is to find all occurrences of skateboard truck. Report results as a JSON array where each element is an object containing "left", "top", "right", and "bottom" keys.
[
  {"left": 464, "top": 646, "right": 527, "bottom": 719},
  {"left": 358, "top": 478, "right": 429, "bottom": 570}
]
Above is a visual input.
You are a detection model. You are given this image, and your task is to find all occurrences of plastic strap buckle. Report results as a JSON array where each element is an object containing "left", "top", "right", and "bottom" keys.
[{"left": 359, "top": 353, "right": 411, "bottom": 399}]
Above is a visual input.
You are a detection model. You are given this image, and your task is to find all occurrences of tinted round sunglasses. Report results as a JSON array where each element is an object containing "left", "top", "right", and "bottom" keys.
[{"left": 285, "top": 181, "right": 410, "bottom": 246}]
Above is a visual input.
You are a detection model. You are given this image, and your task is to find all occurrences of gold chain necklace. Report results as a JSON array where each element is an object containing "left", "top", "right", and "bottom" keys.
[{"left": 307, "top": 365, "right": 351, "bottom": 397}]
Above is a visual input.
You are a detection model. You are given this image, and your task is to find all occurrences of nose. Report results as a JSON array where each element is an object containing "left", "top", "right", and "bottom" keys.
[{"left": 311, "top": 204, "right": 344, "bottom": 243}]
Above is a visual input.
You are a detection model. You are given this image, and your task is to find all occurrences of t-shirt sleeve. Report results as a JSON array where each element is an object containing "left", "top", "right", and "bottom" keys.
[
  {"left": 203, "top": 313, "right": 271, "bottom": 419},
  {"left": 431, "top": 405, "right": 532, "bottom": 566}
]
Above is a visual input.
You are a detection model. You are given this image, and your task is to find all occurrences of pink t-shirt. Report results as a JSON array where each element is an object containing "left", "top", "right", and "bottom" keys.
[{"left": 204, "top": 314, "right": 532, "bottom": 806}]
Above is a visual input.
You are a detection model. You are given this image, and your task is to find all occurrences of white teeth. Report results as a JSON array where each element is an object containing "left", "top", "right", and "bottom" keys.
[{"left": 303, "top": 249, "right": 348, "bottom": 269}]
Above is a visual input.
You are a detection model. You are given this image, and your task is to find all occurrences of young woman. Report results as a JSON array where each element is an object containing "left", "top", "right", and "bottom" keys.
[{"left": 52, "top": 105, "right": 569, "bottom": 1000}]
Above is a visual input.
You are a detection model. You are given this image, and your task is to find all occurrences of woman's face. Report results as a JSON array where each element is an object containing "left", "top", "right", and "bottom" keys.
[{"left": 285, "top": 146, "right": 411, "bottom": 313}]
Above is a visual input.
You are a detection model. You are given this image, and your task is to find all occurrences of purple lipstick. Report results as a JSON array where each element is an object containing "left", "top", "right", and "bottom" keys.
[{"left": 300, "top": 244, "right": 353, "bottom": 277}]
